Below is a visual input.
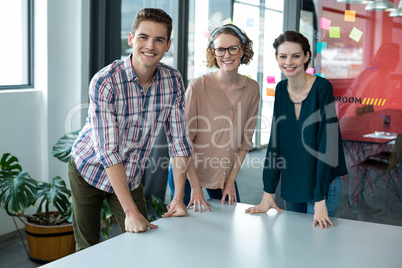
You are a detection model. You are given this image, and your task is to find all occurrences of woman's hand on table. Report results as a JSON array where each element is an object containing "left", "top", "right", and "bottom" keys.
[
  {"left": 187, "top": 186, "right": 211, "bottom": 212},
  {"left": 313, "top": 200, "right": 334, "bottom": 228},
  {"left": 162, "top": 198, "right": 188, "bottom": 218},
  {"left": 245, "top": 192, "right": 284, "bottom": 214},
  {"left": 221, "top": 179, "right": 237, "bottom": 206}
]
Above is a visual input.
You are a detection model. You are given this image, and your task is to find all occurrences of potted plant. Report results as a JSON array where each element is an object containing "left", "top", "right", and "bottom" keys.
[
  {"left": 51, "top": 130, "right": 117, "bottom": 239},
  {"left": 0, "top": 153, "right": 75, "bottom": 263}
]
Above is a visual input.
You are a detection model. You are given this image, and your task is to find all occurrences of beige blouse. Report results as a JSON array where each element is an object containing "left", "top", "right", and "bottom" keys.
[{"left": 185, "top": 73, "right": 260, "bottom": 189}]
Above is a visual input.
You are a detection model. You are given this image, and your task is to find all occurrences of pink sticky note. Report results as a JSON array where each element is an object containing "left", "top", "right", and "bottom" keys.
[
  {"left": 306, "top": 68, "right": 314, "bottom": 75},
  {"left": 267, "top": 76, "right": 275, "bottom": 84},
  {"left": 320, "top": 18, "right": 331, "bottom": 30}
]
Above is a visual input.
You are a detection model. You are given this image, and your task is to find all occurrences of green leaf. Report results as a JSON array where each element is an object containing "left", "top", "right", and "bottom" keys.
[
  {"left": 52, "top": 130, "right": 81, "bottom": 163},
  {"left": 36, "top": 176, "right": 71, "bottom": 222},
  {"left": 151, "top": 195, "right": 168, "bottom": 217},
  {"left": 0, "top": 153, "right": 22, "bottom": 178},
  {"left": 101, "top": 199, "right": 115, "bottom": 239},
  {"left": 0, "top": 171, "right": 37, "bottom": 216}
]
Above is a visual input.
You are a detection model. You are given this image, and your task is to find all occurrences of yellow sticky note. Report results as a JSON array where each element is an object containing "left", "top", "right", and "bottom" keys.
[
  {"left": 329, "top": 26, "right": 340, "bottom": 38},
  {"left": 349, "top": 27, "right": 363, "bottom": 42},
  {"left": 344, "top": 10, "right": 356, "bottom": 22},
  {"left": 222, "top": 18, "right": 232, "bottom": 25}
]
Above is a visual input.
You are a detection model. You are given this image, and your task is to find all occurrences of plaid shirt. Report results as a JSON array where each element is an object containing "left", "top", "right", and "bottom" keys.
[{"left": 71, "top": 55, "right": 192, "bottom": 193}]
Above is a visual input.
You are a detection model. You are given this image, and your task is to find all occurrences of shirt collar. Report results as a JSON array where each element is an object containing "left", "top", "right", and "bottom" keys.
[
  {"left": 124, "top": 54, "right": 161, "bottom": 82},
  {"left": 124, "top": 54, "right": 136, "bottom": 81}
]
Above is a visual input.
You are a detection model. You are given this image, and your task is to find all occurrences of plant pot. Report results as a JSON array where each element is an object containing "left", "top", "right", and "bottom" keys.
[{"left": 24, "top": 219, "right": 75, "bottom": 263}]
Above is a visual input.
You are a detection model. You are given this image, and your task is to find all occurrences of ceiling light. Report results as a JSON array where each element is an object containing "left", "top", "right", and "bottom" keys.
[
  {"left": 389, "top": 1, "right": 402, "bottom": 16},
  {"left": 337, "top": 0, "right": 373, "bottom": 3},
  {"left": 365, "top": 0, "right": 395, "bottom": 11}
]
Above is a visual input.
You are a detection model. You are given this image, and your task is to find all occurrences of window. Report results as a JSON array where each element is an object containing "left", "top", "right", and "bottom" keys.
[
  {"left": 233, "top": 0, "right": 284, "bottom": 147},
  {"left": 187, "top": 0, "right": 232, "bottom": 82},
  {"left": 0, "top": 0, "right": 33, "bottom": 89}
]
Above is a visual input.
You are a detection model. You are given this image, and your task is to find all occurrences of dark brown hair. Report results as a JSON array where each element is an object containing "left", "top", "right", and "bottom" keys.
[
  {"left": 131, "top": 8, "right": 173, "bottom": 41},
  {"left": 273, "top": 31, "right": 311, "bottom": 70}
]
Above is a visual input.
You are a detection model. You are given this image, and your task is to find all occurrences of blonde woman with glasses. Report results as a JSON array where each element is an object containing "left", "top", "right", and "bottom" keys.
[{"left": 168, "top": 24, "right": 260, "bottom": 211}]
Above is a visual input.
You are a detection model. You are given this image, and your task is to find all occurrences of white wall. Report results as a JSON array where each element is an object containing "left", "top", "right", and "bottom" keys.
[{"left": 0, "top": 0, "right": 90, "bottom": 236}]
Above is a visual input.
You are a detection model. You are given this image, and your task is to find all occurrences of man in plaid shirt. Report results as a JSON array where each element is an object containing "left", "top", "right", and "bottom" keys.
[{"left": 69, "top": 8, "right": 194, "bottom": 250}]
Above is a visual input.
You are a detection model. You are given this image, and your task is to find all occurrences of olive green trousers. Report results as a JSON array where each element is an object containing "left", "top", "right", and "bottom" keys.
[{"left": 68, "top": 157, "right": 147, "bottom": 251}]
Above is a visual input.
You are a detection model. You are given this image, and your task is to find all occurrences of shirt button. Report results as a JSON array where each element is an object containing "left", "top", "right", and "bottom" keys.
[
  {"left": 224, "top": 172, "right": 226, "bottom": 175},
  {"left": 227, "top": 148, "right": 229, "bottom": 150}
]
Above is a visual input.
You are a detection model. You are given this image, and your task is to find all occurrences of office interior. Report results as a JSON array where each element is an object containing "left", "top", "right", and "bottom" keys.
[{"left": 1, "top": 0, "right": 402, "bottom": 266}]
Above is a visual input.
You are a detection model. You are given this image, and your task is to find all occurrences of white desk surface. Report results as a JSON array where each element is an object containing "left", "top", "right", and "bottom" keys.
[{"left": 42, "top": 200, "right": 402, "bottom": 268}]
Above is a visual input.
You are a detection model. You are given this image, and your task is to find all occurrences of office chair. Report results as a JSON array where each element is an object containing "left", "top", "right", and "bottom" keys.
[{"left": 351, "top": 134, "right": 402, "bottom": 215}]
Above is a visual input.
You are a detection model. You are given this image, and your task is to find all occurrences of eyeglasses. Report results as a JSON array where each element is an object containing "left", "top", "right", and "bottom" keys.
[{"left": 213, "top": 45, "right": 242, "bottom": 57}]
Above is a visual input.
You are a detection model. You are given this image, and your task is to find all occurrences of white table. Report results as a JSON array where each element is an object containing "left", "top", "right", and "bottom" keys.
[{"left": 42, "top": 200, "right": 402, "bottom": 268}]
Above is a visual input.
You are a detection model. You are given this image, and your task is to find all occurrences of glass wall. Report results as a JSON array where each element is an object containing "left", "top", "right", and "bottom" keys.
[
  {"left": 187, "top": 0, "right": 284, "bottom": 147},
  {"left": 120, "top": 0, "right": 285, "bottom": 147},
  {"left": 299, "top": 0, "right": 402, "bottom": 130}
]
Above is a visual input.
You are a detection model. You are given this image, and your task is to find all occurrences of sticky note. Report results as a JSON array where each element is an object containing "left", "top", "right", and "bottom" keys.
[
  {"left": 344, "top": 10, "right": 356, "bottom": 22},
  {"left": 247, "top": 18, "right": 254, "bottom": 27},
  {"left": 317, "top": 42, "right": 327, "bottom": 53},
  {"left": 320, "top": 18, "right": 331, "bottom": 30},
  {"left": 329, "top": 26, "right": 340, "bottom": 38},
  {"left": 267, "top": 76, "right": 275, "bottom": 84},
  {"left": 222, "top": 17, "right": 232, "bottom": 25},
  {"left": 349, "top": 27, "right": 363, "bottom": 42},
  {"left": 306, "top": 68, "right": 314, "bottom": 75},
  {"left": 315, "top": 73, "right": 325, "bottom": 78},
  {"left": 266, "top": 88, "right": 275, "bottom": 96}
]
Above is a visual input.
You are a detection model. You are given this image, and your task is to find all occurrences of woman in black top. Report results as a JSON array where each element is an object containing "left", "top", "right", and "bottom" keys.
[{"left": 246, "top": 31, "right": 347, "bottom": 228}]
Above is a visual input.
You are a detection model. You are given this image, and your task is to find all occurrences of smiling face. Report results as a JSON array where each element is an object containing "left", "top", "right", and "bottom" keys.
[
  {"left": 128, "top": 20, "right": 171, "bottom": 72},
  {"left": 276, "top": 41, "right": 310, "bottom": 78},
  {"left": 212, "top": 33, "right": 243, "bottom": 72}
]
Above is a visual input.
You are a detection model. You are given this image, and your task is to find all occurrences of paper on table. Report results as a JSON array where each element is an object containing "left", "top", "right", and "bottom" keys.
[{"left": 363, "top": 131, "right": 397, "bottom": 139}]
